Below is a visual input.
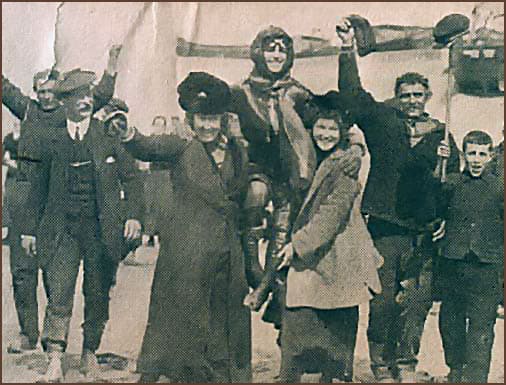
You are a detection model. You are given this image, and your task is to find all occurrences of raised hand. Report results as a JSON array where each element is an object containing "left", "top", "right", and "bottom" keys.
[
  {"left": 336, "top": 17, "right": 355, "bottom": 47},
  {"left": 107, "top": 44, "right": 123, "bottom": 74}
]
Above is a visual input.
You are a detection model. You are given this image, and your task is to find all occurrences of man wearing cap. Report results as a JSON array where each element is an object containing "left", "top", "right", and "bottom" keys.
[
  {"left": 21, "top": 69, "right": 142, "bottom": 382},
  {"left": 336, "top": 18, "right": 461, "bottom": 382},
  {"left": 118, "top": 72, "right": 251, "bottom": 383},
  {"left": 1, "top": 46, "right": 121, "bottom": 355}
]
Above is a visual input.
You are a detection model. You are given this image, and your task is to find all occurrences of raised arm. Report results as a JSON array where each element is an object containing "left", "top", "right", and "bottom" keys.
[
  {"left": 121, "top": 127, "right": 190, "bottom": 162},
  {"left": 336, "top": 18, "right": 385, "bottom": 131},
  {"left": 292, "top": 171, "right": 360, "bottom": 260},
  {"left": 92, "top": 45, "right": 122, "bottom": 112},
  {"left": 2, "top": 74, "right": 30, "bottom": 120}
]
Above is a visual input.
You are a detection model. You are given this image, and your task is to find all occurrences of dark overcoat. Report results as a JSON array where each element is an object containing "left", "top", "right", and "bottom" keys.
[
  {"left": 25, "top": 118, "right": 142, "bottom": 266},
  {"left": 123, "top": 131, "right": 252, "bottom": 382}
]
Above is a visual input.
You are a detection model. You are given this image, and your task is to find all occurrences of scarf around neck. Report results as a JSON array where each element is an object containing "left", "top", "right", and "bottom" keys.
[{"left": 242, "top": 70, "right": 317, "bottom": 190}]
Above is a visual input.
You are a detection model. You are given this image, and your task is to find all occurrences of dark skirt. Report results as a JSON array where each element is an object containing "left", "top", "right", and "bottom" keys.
[{"left": 279, "top": 306, "right": 359, "bottom": 382}]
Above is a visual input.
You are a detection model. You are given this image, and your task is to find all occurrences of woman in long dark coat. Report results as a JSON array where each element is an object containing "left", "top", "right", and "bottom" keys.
[{"left": 120, "top": 72, "right": 252, "bottom": 383}]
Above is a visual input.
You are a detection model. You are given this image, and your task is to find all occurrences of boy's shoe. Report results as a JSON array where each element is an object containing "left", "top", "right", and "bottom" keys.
[{"left": 7, "top": 334, "right": 37, "bottom": 354}]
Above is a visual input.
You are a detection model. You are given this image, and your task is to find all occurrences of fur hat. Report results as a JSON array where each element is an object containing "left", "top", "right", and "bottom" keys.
[{"left": 177, "top": 72, "right": 231, "bottom": 115}]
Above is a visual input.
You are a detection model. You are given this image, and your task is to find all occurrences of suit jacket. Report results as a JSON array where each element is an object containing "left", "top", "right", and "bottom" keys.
[
  {"left": 26, "top": 118, "right": 142, "bottom": 265},
  {"left": 287, "top": 150, "right": 382, "bottom": 309},
  {"left": 438, "top": 170, "right": 504, "bottom": 264},
  {"left": 123, "top": 131, "right": 252, "bottom": 381},
  {"left": 2, "top": 73, "right": 116, "bottom": 231}
]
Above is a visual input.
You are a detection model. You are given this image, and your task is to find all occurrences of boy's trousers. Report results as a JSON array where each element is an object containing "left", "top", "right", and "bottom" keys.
[{"left": 438, "top": 254, "right": 502, "bottom": 383}]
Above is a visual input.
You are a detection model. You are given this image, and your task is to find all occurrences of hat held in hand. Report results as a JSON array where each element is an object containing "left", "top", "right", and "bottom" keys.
[
  {"left": 102, "top": 98, "right": 129, "bottom": 122},
  {"left": 433, "top": 14, "right": 470, "bottom": 47},
  {"left": 177, "top": 72, "right": 231, "bottom": 115},
  {"left": 347, "top": 15, "right": 377, "bottom": 57}
]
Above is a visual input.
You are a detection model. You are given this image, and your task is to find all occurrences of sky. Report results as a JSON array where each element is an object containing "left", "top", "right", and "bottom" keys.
[{"left": 2, "top": 2, "right": 503, "bottom": 142}]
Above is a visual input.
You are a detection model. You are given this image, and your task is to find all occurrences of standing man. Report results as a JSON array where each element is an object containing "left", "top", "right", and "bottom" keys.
[
  {"left": 336, "top": 18, "right": 460, "bottom": 382},
  {"left": 3, "top": 121, "right": 39, "bottom": 353},
  {"left": 119, "top": 72, "right": 252, "bottom": 383},
  {"left": 1, "top": 47, "right": 121, "bottom": 354},
  {"left": 21, "top": 70, "right": 142, "bottom": 382}
]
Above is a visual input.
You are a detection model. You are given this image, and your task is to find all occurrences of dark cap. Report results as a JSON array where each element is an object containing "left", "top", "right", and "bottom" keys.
[
  {"left": 102, "top": 98, "right": 129, "bottom": 122},
  {"left": 433, "top": 14, "right": 470, "bottom": 46},
  {"left": 296, "top": 91, "right": 351, "bottom": 129},
  {"left": 54, "top": 68, "right": 97, "bottom": 96},
  {"left": 177, "top": 72, "right": 231, "bottom": 115}
]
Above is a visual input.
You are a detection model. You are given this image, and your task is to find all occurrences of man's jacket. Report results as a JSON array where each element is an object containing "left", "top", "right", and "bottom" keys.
[
  {"left": 438, "top": 170, "right": 504, "bottom": 264},
  {"left": 337, "top": 53, "right": 460, "bottom": 231},
  {"left": 26, "top": 118, "right": 142, "bottom": 265}
]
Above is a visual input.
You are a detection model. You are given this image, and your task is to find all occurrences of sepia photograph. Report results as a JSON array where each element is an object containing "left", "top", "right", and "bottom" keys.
[{"left": 1, "top": 2, "right": 504, "bottom": 383}]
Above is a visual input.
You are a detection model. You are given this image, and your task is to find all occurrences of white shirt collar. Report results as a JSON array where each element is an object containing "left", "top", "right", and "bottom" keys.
[{"left": 67, "top": 118, "right": 91, "bottom": 141}]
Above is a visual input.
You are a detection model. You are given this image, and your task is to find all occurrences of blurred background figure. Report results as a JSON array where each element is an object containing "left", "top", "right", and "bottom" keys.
[
  {"left": 2, "top": 120, "right": 40, "bottom": 353},
  {"left": 138, "top": 115, "right": 175, "bottom": 251}
]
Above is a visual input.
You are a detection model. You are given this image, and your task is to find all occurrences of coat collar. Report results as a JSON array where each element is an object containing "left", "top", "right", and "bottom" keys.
[{"left": 299, "top": 148, "right": 346, "bottom": 213}]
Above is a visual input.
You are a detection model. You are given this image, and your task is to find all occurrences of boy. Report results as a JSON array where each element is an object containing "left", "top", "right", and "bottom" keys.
[{"left": 435, "top": 131, "right": 503, "bottom": 383}]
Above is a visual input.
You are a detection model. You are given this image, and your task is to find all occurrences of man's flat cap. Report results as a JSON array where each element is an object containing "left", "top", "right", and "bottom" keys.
[
  {"left": 54, "top": 69, "right": 97, "bottom": 96},
  {"left": 433, "top": 14, "right": 470, "bottom": 46},
  {"left": 177, "top": 72, "right": 231, "bottom": 115},
  {"left": 103, "top": 98, "right": 129, "bottom": 122}
]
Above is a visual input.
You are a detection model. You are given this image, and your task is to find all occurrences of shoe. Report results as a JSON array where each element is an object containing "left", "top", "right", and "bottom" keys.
[
  {"left": 6, "top": 334, "right": 37, "bottom": 354},
  {"left": 371, "top": 366, "right": 396, "bottom": 383},
  {"left": 79, "top": 348, "right": 101, "bottom": 377},
  {"left": 38, "top": 351, "right": 63, "bottom": 383},
  {"left": 447, "top": 367, "right": 463, "bottom": 383},
  {"left": 138, "top": 372, "right": 160, "bottom": 383},
  {"left": 397, "top": 363, "right": 417, "bottom": 383}
]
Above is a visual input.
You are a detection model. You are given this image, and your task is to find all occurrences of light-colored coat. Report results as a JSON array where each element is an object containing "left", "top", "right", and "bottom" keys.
[{"left": 286, "top": 150, "right": 382, "bottom": 309}]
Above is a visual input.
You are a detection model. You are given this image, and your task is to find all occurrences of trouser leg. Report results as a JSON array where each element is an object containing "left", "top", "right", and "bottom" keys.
[
  {"left": 397, "top": 260, "right": 433, "bottom": 365},
  {"left": 367, "top": 234, "right": 409, "bottom": 373},
  {"left": 462, "top": 262, "right": 500, "bottom": 383},
  {"left": 278, "top": 351, "right": 304, "bottom": 383},
  {"left": 438, "top": 259, "right": 467, "bottom": 376},
  {"left": 9, "top": 224, "right": 39, "bottom": 345},
  {"left": 41, "top": 232, "right": 81, "bottom": 352},
  {"left": 81, "top": 236, "right": 116, "bottom": 352}
]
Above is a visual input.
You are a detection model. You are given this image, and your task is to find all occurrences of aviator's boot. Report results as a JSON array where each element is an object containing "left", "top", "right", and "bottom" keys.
[
  {"left": 242, "top": 226, "right": 265, "bottom": 289},
  {"left": 249, "top": 203, "right": 291, "bottom": 311}
]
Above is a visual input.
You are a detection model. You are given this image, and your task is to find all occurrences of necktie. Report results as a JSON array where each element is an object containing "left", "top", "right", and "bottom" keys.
[{"left": 75, "top": 125, "right": 81, "bottom": 141}]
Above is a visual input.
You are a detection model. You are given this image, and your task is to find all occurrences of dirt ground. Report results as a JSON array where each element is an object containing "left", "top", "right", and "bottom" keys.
[{"left": 2, "top": 244, "right": 504, "bottom": 383}]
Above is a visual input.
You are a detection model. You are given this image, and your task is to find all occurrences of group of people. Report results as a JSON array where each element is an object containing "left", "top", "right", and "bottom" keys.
[{"left": 2, "top": 15, "right": 503, "bottom": 384}]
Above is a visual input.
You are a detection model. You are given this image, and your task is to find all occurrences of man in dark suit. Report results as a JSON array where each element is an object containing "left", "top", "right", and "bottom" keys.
[
  {"left": 21, "top": 70, "right": 142, "bottom": 382},
  {"left": 435, "top": 131, "right": 503, "bottom": 383},
  {"left": 2, "top": 46, "right": 121, "bottom": 354},
  {"left": 118, "top": 72, "right": 252, "bottom": 383}
]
